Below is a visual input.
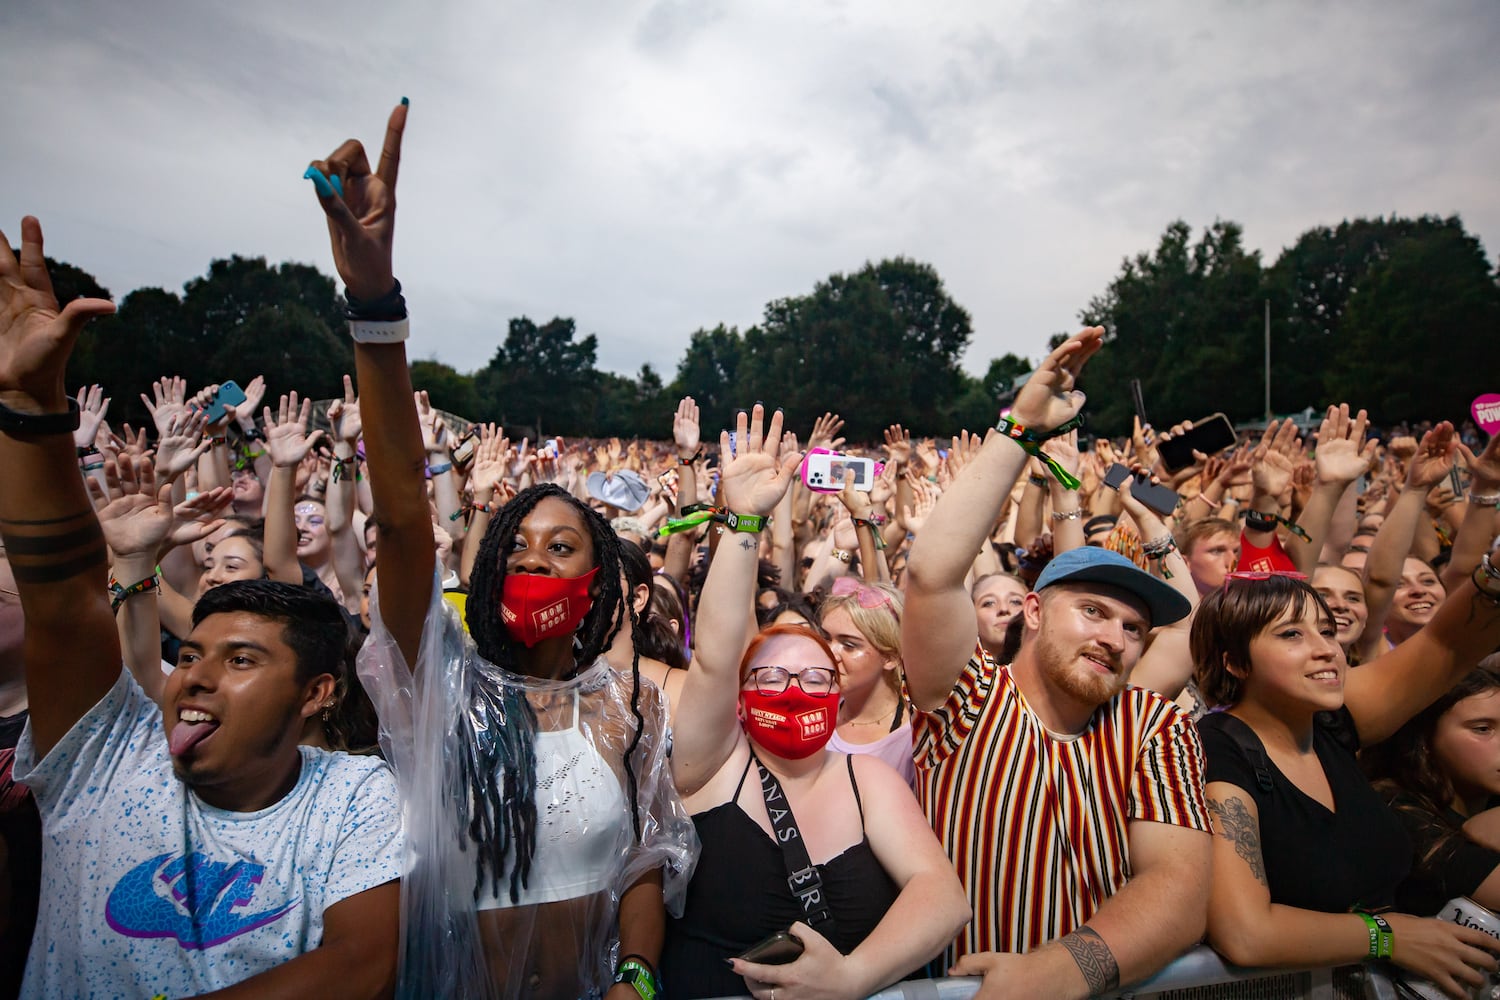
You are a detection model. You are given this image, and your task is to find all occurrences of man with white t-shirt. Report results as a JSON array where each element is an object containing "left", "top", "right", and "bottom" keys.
[{"left": 0, "top": 215, "right": 403, "bottom": 999}]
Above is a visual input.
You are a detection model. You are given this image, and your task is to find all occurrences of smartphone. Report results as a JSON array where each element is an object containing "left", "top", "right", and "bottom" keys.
[
  {"left": 1157, "top": 413, "right": 1237, "bottom": 473},
  {"left": 450, "top": 432, "right": 478, "bottom": 467},
  {"left": 545, "top": 437, "right": 562, "bottom": 457},
  {"left": 657, "top": 469, "right": 679, "bottom": 494},
  {"left": 1104, "top": 463, "right": 1180, "bottom": 517},
  {"left": 203, "top": 380, "right": 247, "bottom": 425},
  {"left": 736, "top": 930, "right": 804, "bottom": 965},
  {"left": 721, "top": 428, "right": 744, "bottom": 457},
  {"left": 1130, "top": 378, "right": 1148, "bottom": 428},
  {"left": 802, "top": 451, "right": 880, "bottom": 493}
]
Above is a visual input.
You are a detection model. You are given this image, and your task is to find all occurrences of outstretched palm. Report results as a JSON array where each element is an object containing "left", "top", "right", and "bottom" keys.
[
  {"left": 0, "top": 218, "right": 116, "bottom": 404},
  {"left": 718, "top": 405, "right": 801, "bottom": 517}
]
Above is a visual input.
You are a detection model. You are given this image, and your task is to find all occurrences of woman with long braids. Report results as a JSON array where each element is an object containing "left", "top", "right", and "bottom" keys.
[{"left": 307, "top": 104, "right": 695, "bottom": 999}]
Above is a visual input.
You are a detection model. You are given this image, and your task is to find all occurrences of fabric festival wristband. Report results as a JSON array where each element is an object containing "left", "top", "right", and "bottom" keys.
[
  {"left": 426, "top": 461, "right": 453, "bottom": 477},
  {"left": 995, "top": 415, "right": 1083, "bottom": 491},
  {"left": 344, "top": 279, "right": 407, "bottom": 321},
  {"left": 658, "top": 503, "right": 719, "bottom": 537},
  {"left": 723, "top": 510, "right": 765, "bottom": 533},
  {"left": 853, "top": 517, "right": 886, "bottom": 549},
  {"left": 1246, "top": 507, "right": 1311, "bottom": 543},
  {"left": 348, "top": 317, "right": 410, "bottom": 344}
]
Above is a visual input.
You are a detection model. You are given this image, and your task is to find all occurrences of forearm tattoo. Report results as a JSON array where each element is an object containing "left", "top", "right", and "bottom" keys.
[
  {"left": 737, "top": 535, "right": 756, "bottom": 551},
  {"left": 1207, "top": 795, "right": 1268, "bottom": 885},
  {"left": 0, "top": 512, "right": 107, "bottom": 584},
  {"left": 1060, "top": 927, "right": 1120, "bottom": 996}
]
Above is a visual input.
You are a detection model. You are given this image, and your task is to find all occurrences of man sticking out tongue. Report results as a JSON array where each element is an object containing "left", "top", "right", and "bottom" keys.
[{"left": 0, "top": 213, "right": 403, "bottom": 999}]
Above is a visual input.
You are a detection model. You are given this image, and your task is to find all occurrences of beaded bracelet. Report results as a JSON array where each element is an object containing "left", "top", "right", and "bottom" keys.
[{"left": 1051, "top": 509, "right": 1085, "bottom": 521}]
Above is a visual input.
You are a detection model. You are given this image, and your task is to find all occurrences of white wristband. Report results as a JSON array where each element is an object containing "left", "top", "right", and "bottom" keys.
[{"left": 348, "top": 317, "right": 410, "bottom": 344}]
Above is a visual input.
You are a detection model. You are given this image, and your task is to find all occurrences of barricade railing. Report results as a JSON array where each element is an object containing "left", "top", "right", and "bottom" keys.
[{"left": 709, "top": 945, "right": 1402, "bottom": 1000}]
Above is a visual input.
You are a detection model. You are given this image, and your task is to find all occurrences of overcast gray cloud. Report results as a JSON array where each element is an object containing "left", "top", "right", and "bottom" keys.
[{"left": 3, "top": 0, "right": 1496, "bottom": 383}]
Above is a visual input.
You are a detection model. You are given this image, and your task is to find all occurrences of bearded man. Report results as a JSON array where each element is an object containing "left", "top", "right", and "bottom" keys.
[{"left": 902, "top": 328, "right": 1212, "bottom": 1000}]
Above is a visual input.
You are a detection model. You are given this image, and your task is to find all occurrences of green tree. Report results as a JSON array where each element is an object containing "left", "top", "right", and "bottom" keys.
[
  {"left": 1327, "top": 222, "right": 1500, "bottom": 423},
  {"left": 410, "top": 359, "right": 480, "bottom": 420},
  {"left": 738, "top": 257, "right": 972, "bottom": 440},
  {"left": 669, "top": 325, "right": 745, "bottom": 426},
  {"left": 206, "top": 303, "right": 353, "bottom": 402},
  {"left": 1080, "top": 220, "right": 1267, "bottom": 434},
  {"left": 71, "top": 287, "right": 194, "bottom": 427},
  {"left": 473, "top": 317, "right": 599, "bottom": 436}
]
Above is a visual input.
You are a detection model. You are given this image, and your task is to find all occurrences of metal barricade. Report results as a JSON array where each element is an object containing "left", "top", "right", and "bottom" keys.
[{"left": 707, "top": 947, "right": 1402, "bottom": 1000}]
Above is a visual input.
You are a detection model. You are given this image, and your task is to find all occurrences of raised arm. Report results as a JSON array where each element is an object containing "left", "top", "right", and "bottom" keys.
[
  {"left": 1118, "top": 469, "right": 1199, "bottom": 700},
  {"left": 670, "top": 404, "right": 799, "bottom": 797},
  {"left": 306, "top": 101, "right": 432, "bottom": 665},
  {"left": 1343, "top": 551, "right": 1500, "bottom": 745},
  {"left": 902, "top": 328, "right": 1102, "bottom": 711},
  {"left": 1288, "top": 405, "right": 1376, "bottom": 576},
  {"left": 1357, "top": 423, "right": 1457, "bottom": 663},
  {"left": 1442, "top": 435, "right": 1500, "bottom": 595},
  {"left": 261, "top": 392, "right": 322, "bottom": 585},
  {"left": 0, "top": 216, "right": 120, "bottom": 758},
  {"left": 325, "top": 377, "right": 368, "bottom": 613}
]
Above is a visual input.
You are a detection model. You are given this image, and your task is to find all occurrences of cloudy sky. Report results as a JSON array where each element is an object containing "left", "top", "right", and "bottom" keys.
[{"left": 4, "top": 0, "right": 1497, "bottom": 383}]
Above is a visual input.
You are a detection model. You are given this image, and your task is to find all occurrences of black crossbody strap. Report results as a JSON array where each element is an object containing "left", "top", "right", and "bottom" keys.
[
  {"left": 752, "top": 753, "right": 836, "bottom": 932},
  {"left": 1217, "top": 713, "right": 1275, "bottom": 794}
]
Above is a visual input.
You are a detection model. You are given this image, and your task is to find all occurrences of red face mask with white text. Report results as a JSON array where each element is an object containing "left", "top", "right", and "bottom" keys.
[
  {"left": 740, "top": 687, "right": 839, "bottom": 759},
  {"left": 499, "top": 568, "right": 599, "bottom": 647}
]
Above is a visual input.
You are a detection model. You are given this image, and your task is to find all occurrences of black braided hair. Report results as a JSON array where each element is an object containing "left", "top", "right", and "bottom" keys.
[{"left": 463, "top": 483, "right": 647, "bottom": 903}]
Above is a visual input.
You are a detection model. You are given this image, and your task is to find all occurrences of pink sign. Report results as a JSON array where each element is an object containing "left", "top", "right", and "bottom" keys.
[{"left": 1474, "top": 394, "right": 1500, "bottom": 435}]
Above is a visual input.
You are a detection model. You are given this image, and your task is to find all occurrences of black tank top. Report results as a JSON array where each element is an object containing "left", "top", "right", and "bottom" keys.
[{"left": 662, "top": 754, "right": 904, "bottom": 998}]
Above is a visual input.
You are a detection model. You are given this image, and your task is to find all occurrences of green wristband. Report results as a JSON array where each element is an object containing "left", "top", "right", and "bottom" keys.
[
  {"left": 723, "top": 510, "right": 765, "bottom": 533},
  {"left": 1355, "top": 911, "right": 1393, "bottom": 959},
  {"left": 614, "top": 957, "right": 659, "bottom": 1000}
]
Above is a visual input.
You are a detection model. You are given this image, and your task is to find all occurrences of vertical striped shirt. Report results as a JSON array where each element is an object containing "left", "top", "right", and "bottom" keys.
[{"left": 913, "top": 646, "right": 1209, "bottom": 963}]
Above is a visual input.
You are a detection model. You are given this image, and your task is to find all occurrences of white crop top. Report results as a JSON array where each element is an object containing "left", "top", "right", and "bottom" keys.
[{"left": 475, "top": 688, "right": 628, "bottom": 910}]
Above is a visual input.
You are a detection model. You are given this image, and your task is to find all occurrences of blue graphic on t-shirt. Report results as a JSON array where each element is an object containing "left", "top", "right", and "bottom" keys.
[{"left": 105, "top": 851, "right": 298, "bottom": 949}]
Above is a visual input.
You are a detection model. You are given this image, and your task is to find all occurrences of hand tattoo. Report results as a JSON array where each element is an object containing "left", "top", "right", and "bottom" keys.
[
  {"left": 1060, "top": 927, "right": 1119, "bottom": 996},
  {"left": 1207, "top": 795, "right": 1268, "bottom": 885}
]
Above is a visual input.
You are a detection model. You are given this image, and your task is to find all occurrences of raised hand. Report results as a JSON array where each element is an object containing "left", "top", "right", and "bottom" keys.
[
  {"left": 327, "top": 374, "right": 363, "bottom": 445},
  {"left": 948, "top": 428, "right": 987, "bottom": 479},
  {"left": 1457, "top": 432, "right": 1500, "bottom": 493},
  {"left": 0, "top": 217, "right": 116, "bottom": 410},
  {"left": 470, "top": 423, "right": 511, "bottom": 497},
  {"left": 140, "top": 376, "right": 190, "bottom": 438},
  {"left": 230, "top": 374, "right": 267, "bottom": 428},
  {"left": 306, "top": 101, "right": 407, "bottom": 301},
  {"left": 882, "top": 423, "right": 913, "bottom": 468},
  {"left": 1009, "top": 327, "right": 1104, "bottom": 433},
  {"left": 73, "top": 384, "right": 110, "bottom": 450},
  {"left": 262, "top": 392, "right": 323, "bottom": 468},
  {"left": 1312, "top": 404, "right": 1377, "bottom": 486},
  {"left": 807, "top": 411, "right": 846, "bottom": 453},
  {"left": 718, "top": 404, "right": 802, "bottom": 517},
  {"left": 153, "top": 408, "right": 211, "bottom": 485},
  {"left": 672, "top": 395, "right": 701, "bottom": 459},
  {"left": 91, "top": 455, "right": 229, "bottom": 558},
  {"left": 1039, "top": 428, "right": 1082, "bottom": 482},
  {"left": 1250, "top": 419, "right": 1299, "bottom": 500},
  {"left": 901, "top": 477, "right": 940, "bottom": 534},
  {"left": 1404, "top": 422, "right": 1459, "bottom": 491}
]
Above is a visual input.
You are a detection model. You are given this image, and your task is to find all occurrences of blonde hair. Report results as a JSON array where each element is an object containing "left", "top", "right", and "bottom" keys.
[{"left": 820, "top": 582, "right": 905, "bottom": 697}]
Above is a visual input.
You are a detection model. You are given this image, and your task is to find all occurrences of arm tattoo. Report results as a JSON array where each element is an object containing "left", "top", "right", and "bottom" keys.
[
  {"left": 1059, "top": 927, "right": 1120, "bottom": 996},
  {"left": 737, "top": 535, "right": 756, "bottom": 551},
  {"left": 1207, "top": 795, "right": 1269, "bottom": 885}
]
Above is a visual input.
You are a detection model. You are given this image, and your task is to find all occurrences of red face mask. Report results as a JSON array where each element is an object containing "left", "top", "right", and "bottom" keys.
[
  {"left": 740, "top": 687, "right": 839, "bottom": 759},
  {"left": 499, "top": 568, "right": 599, "bottom": 647}
]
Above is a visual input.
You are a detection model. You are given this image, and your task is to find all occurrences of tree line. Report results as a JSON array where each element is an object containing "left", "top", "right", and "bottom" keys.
[{"left": 46, "top": 213, "right": 1499, "bottom": 440}]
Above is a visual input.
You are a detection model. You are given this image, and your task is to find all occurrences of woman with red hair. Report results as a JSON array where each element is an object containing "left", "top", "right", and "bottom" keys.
[{"left": 660, "top": 405, "right": 968, "bottom": 1000}]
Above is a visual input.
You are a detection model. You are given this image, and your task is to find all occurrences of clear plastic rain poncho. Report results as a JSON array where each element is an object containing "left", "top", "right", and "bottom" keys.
[{"left": 358, "top": 576, "right": 699, "bottom": 999}]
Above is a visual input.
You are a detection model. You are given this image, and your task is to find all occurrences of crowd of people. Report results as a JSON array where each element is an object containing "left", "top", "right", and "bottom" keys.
[{"left": 2, "top": 100, "right": 1500, "bottom": 1000}]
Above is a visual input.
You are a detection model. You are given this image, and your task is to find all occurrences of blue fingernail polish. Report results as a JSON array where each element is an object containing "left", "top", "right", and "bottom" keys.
[
  {"left": 303, "top": 166, "right": 336, "bottom": 198},
  {"left": 401, "top": 96, "right": 409, "bottom": 106},
  {"left": 329, "top": 174, "right": 343, "bottom": 197}
]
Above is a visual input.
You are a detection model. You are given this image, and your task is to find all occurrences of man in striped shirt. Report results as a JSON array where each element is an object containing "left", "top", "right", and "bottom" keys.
[{"left": 903, "top": 328, "right": 1212, "bottom": 999}]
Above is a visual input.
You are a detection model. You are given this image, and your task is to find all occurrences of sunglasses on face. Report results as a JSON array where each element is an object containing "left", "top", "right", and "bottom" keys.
[{"left": 745, "top": 665, "right": 837, "bottom": 696}]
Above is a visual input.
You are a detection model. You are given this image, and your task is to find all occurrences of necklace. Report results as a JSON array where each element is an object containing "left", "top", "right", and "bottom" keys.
[{"left": 845, "top": 704, "right": 898, "bottom": 727}]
